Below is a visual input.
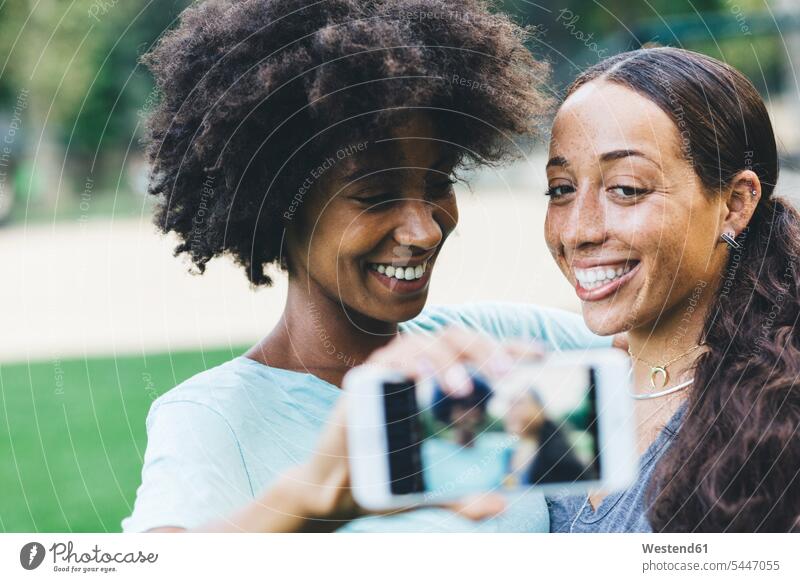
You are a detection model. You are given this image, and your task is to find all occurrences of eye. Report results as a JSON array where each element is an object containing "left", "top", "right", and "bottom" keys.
[
  {"left": 545, "top": 184, "right": 575, "bottom": 198},
  {"left": 426, "top": 177, "right": 457, "bottom": 198},
  {"left": 608, "top": 185, "right": 649, "bottom": 197},
  {"left": 354, "top": 192, "right": 399, "bottom": 208}
]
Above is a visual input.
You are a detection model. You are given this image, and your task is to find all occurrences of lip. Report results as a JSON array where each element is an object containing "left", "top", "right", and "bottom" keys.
[
  {"left": 367, "top": 262, "right": 433, "bottom": 295},
  {"left": 571, "top": 257, "right": 638, "bottom": 269},
  {"left": 365, "top": 251, "right": 436, "bottom": 269},
  {"left": 574, "top": 260, "right": 641, "bottom": 302}
]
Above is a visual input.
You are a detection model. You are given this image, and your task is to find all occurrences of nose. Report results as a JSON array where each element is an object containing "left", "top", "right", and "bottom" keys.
[
  {"left": 560, "top": 185, "right": 608, "bottom": 252},
  {"left": 393, "top": 200, "right": 444, "bottom": 251}
]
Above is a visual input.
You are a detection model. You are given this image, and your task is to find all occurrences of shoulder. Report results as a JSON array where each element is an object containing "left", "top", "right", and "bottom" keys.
[
  {"left": 402, "top": 301, "right": 569, "bottom": 332},
  {"left": 145, "top": 356, "right": 339, "bottom": 437},
  {"left": 146, "top": 357, "right": 254, "bottom": 425},
  {"left": 402, "top": 302, "right": 611, "bottom": 350},
  {"left": 140, "top": 357, "right": 269, "bottom": 454},
  {"left": 145, "top": 356, "right": 314, "bottom": 433}
]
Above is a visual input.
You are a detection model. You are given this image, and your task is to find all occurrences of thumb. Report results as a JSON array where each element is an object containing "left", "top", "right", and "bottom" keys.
[{"left": 443, "top": 493, "right": 507, "bottom": 521}]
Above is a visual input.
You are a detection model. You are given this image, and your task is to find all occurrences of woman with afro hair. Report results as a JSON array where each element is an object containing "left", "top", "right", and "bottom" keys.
[{"left": 122, "top": 0, "right": 611, "bottom": 533}]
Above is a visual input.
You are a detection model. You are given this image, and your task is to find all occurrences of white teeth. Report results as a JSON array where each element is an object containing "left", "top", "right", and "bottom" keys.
[
  {"left": 574, "top": 264, "right": 634, "bottom": 290},
  {"left": 369, "top": 260, "right": 429, "bottom": 281}
]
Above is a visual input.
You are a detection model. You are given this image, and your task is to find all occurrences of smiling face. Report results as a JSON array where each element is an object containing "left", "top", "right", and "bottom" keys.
[
  {"left": 544, "top": 81, "right": 730, "bottom": 336},
  {"left": 505, "top": 392, "right": 545, "bottom": 438},
  {"left": 285, "top": 115, "right": 459, "bottom": 324}
]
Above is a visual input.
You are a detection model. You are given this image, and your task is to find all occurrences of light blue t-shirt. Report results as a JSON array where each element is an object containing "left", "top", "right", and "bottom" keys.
[
  {"left": 421, "top": 433, "right": 513, "bottom": 499},
  {"left": 121, "top": 302, "right": 611, "bottom": 533}
]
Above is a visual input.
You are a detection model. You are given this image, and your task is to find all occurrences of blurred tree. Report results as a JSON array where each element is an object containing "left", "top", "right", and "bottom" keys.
[
  {"left": 0, "top": 0, "right": 190, "bottom": 198},
  {"left": 497, "top": 0, "right": 786, "bottom": 90},
  {"left": 67, "top": 1, "right": 191, "bottom": 161}
]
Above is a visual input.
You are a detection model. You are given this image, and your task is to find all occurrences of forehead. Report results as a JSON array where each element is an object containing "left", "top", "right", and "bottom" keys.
[
  {"left": 338, "top": 120, "right": 456, "bottom": 179},
  {"left": 551, "top": 80, "right": 681, "bottom": 162}
]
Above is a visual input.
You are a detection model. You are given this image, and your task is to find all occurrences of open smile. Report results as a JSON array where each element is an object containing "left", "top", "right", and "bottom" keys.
[
  {"left": 573, "top": 260, "right": 641, "bottom": 301},
  {"left": 365, "top": 258, "right": 434, "bottom": 295}
]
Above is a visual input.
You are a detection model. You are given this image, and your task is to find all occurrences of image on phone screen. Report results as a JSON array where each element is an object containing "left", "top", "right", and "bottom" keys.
[{"left": 381, "top": 366, "right": 600, "bottom": 500}]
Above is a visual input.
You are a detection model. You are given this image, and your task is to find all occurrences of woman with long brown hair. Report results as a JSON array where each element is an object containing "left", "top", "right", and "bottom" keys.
[{"left": 540, "top": 46, "right": 800, "bottom": 532}]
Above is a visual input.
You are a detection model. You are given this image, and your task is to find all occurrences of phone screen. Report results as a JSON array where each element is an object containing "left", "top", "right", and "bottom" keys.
[
  {"left": 382, "top": 365, "right": 600, "bottom": 500},
  {"left": 382, "top": 380, "right": 427, "bottom": 494}
]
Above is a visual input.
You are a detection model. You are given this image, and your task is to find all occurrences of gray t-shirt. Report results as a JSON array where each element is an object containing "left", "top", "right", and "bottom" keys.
[{"left": 547, "top": 403, "right": 687, "bottom": 533}]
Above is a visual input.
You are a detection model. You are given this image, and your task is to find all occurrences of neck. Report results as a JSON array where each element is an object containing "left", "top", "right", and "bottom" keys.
[
  {"left": 456, "top": 429, "right": 476, "bottom": 447},
  {"left": 625, "top": 283, "right": 714, "bottom": 451},
  {"left": 627, "top": 280, "right": 714, "bottom": 391},
  {"left": 628, "top": 326, "right": 702, "bottom": 454},
  {"left": 247, "top": 278, "right": 398, "bottom": 387}
]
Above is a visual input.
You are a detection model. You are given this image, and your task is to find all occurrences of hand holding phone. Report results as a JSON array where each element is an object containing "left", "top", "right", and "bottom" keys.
[{"left": 344, "top": 349, "right": 637, "bottom": 511}]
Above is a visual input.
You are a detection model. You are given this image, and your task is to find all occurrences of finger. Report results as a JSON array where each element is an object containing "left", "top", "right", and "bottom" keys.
[
  {"left": 412, "top": 337, "right": 473, "bottom": 392},
  {"left": 371, "top": 335, "right": 474, "bottom": 395},
  {"left": 444, "top": 493, "right": 507, "bottom": 521},
  {"left": 612, "top": 333, "right": 629, "bottom": 352},
  {"left": 437, "top": 328, "right": 512, "bottom": 383},
  {"left": 438, "top": 330, "right": 546, "bottom": 385},
  {"left": 309, "top": 397, "right": 349, "bottom": 468},
  {"left": 368, "top": 492, "right": 507, "bottom": 522},
  {"left": 367, "top": 336, "right": 431, "bottom": 376},
  {"left": 503, "top": 340, "right": 547, "bottom": 364}
]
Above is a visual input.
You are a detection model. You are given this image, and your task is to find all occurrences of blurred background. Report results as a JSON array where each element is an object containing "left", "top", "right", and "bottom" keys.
[{"left": 1, "top": 0, "right": 799, "bottom": 532}]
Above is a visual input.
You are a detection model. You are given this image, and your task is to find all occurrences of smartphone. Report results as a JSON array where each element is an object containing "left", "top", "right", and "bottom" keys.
[{"left": 344, "top": 348, "right": 637, "bottom": 511}]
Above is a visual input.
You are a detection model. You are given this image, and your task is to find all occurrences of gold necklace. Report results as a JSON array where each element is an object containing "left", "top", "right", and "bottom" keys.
[{"left": 627, "top": 344, "right": 702, "bottom": 391}]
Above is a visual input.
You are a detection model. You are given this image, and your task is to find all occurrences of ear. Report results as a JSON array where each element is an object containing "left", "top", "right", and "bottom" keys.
[{"left": 720, "top": 169, "right": 761, "bottom": 237}]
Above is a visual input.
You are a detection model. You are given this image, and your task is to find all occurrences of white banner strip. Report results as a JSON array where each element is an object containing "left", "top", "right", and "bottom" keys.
[{"left": 1, "top": 534, "right": 798, "bottom": 581}]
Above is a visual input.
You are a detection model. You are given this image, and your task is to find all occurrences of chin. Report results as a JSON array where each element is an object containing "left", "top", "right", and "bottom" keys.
[
  {"left": 580, "top": 305, "right": 629, "bottom": 336},
  {"left": 389, "top": 299, "right": 429, "bottom": 323},
  {"left": 360, "top": 296, "right": 428, "bottom": 324}
]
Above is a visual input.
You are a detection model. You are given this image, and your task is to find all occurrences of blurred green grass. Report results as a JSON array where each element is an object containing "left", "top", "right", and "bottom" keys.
[{"left": 0, "top": 347, "right": 244, "bottom": 532}]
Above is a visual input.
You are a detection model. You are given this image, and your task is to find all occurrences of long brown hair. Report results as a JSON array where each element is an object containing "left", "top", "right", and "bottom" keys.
[{"left": 565, "top": 47, "right": 800, "bottom": 532}]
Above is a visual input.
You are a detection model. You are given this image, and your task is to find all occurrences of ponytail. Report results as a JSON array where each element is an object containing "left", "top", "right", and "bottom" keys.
[{"left": 649, "top": 197, "right": 800, "bottom": 532}]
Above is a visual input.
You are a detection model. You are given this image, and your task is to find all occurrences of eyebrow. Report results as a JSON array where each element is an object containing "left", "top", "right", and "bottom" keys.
[
  {"left": 342, "top": 166, "right": 386, "bottom": 185},
  {"left": 546, "top": 155, "right": 568, "bottom": 169},
  {"left": 546, "top": 150, "right": 661, "bottom": 170},
  {"left": 343, "top": 156, "right": 453, "bottom": 184},
  {"left": 600, "top": 149, "right": 660, "bottom": 169}
]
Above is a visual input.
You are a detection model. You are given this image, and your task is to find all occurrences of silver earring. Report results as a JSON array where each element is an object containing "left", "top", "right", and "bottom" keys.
[
  {"left": 720, "top": 231, "right": 741, "bottom": 250},
  {"left": 751, "top": 189, "right": 758, "bottom": 197}
]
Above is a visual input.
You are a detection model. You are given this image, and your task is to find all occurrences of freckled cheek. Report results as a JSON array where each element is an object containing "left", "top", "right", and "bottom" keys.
[
  {"left": 605, "top": 202, "right": 647, "bottom": 240},
  {"left": 608, "top": 200, "right": 677, "bottom": 258},
  {"left": 543, "top": 210, "right": 560, "bottom": 253},
  {"left": 626, "top": 210, "right": 692, "bottom": 298}
]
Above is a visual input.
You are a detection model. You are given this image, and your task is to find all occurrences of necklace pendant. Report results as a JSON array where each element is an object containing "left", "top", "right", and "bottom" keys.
[{"left": 649, "top": 366, "right": 668, "bottom": 391}]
